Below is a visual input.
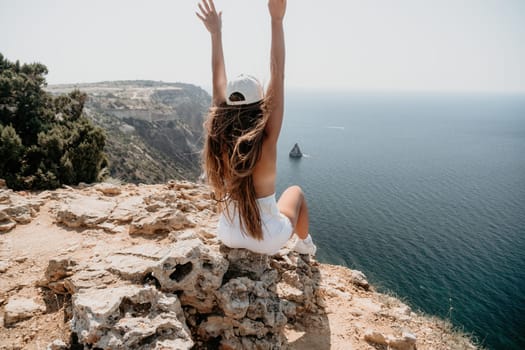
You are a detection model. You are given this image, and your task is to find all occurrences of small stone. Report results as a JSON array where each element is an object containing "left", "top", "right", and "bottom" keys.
[
  {"left": 403, "top": 331, "right": 417, "bottom": 343},
  {"left": 0, "top": 219, "right": 16, "bottom": 232},
  {"left": 364, "top": 329, "right": 387, "bottom": 345},
  {"left": 388, "top": 332, "right": 417, "bottom": 350},
  {"left": 47, "top": 339, "right": 68, "bottom": 350},
  {"left": 15, "top": 256, "right": 27, "bottom": 263},
  {"left": 0, "top": 260, "right": 9, "bottom": 273},
  {"left": 169, "top": 230, "right": 198, "bottom": 241},
  {"left": 351, "top": 270, "right": 370, "bottom": 290},
  {"left": 94, "top": 183, "right": 121, "bottom": 196}
]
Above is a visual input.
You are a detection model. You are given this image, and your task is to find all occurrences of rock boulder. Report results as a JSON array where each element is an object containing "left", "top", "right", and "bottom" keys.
[{"left": 71, "top": 285, "right": 193, "bottom": 349}]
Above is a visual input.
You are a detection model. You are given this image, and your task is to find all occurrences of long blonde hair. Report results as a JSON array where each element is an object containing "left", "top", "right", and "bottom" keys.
[{"left": 203, "top": 100, "right": 268, "bottom": 240}]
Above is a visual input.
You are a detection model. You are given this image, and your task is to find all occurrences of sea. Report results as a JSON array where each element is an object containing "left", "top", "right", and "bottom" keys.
[{"left": 274, "top": 90, "right": 525, "bottom": 350}]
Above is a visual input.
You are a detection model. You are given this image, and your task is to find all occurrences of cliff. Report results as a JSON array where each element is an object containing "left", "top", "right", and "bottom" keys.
[
  {"left": 47, "top": 81, "right": 211, "bottom": 184},
  {"left": 0, "top": 180, "right": 479, "bottom": 350}
]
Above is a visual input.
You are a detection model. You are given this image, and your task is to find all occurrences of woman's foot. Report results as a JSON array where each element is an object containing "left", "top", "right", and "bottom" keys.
[{"left": 293, "top": 234, "right": 317, "bottom": 255}]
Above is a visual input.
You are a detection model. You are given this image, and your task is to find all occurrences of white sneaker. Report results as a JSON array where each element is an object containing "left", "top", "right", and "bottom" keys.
[{"left": 293, "top": 234, "right": 317, "bottom": 255}]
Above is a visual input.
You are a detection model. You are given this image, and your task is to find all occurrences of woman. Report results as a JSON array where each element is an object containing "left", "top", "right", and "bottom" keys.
[{"left": 197, "top": 0, "right": 316, "bottom": 256}]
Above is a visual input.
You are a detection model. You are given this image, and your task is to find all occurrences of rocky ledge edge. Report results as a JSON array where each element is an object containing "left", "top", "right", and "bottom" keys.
[{"left": 0, "top": 179, "right": 479, "bottom": 350}]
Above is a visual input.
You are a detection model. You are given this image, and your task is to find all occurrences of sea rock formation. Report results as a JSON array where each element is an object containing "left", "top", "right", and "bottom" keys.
[{"left": 289, "top": 143, "right": 303, "bottom": 158}]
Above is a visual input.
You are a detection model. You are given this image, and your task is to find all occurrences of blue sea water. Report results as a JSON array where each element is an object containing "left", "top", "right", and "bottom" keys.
[{"left": 275, "top": 91, "right": 525, "bottom": 350}]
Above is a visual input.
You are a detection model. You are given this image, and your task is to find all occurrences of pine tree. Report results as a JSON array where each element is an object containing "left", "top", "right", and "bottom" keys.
[{"left": 0, "top": 53, "right": 107, "bottom": 190}]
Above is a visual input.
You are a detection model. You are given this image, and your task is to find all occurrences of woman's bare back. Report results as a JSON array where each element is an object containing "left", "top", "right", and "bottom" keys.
[{"left": 253, "top": 138, "right": 278, "bottom": 198}]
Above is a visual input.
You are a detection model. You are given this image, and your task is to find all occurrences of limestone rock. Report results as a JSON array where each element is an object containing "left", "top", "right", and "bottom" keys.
[
  {"left": 277, "top": 280, "right": 304, "bottom": 303},
  {"left": 46, "top": 339, "right": 67, "bottom": 350},
  {"left": 7, "top": 204, "right": 34, "bottom": 224},
  {"left": 4, "top": 297, "right": 46, "bottom": 326},
  {"left": 129, "top": 208, "right": 194, "bottom": 235},
  {"left": 167, "top": 180, "right": 198, "bottom": 191},
  {"left": 222, "top": 246, "right": 271, "bottom": 280},
  {"left": 150, "top": 239, "right": 229, "bottom": 313},
  {"left": 364, "top": 329, "right": 388, "bottom": 345},
  {"left": 0, "top": 190, "right": 15, "bottom": 205},
  {"left": 365, "top": 329, "right": 417, "bottom": 350},
  {"left": 107, "top": 244, "right": 170, "bottom": 282},
  {"left": 384, "top": 304, "right": 413, "bottom": 321},
  {"left": 144, "top": 190, "right": 180, "bottom": 206},
  {"left": 106, "top": 240, "right": 230, "bottom": 314},
  {"left": 42, "top": 258, "right": 78, "bottom": 294},
  {"left": 388, "top": 332, "right": 417, "bottom": 350},
  {"left": 63, "top": 266, "right": 119, "bottom": 294},
  {"left": 45, "top": 258, "right": 78, "bottom": 282},
  {"left": 351, "top": 270, "right": 370, "bottom": 290},
  {"left": 38, "top": 232, "right": 356, "bottom": 350},
  {"left": 71, "top": 285, "right": 193, "bottom": 349},
  {"left": 97, "top": 221, "right": 127, "bottom": 234},
  {"left": 55, "top": 195, "right": 115, "bottom": 229},
  {"left": 0, "top": 260, "right": 9, "bottom": 273},
  {"left": 235, "top": 318, "right": 268, "bottom": 338},
  {"left": 0, "top": 191, "right": 42, "bottom": 229},
  {"left": 94, "top": 183, "right": 122, "bottom": 196},
  {"left": 0, "top": 181, "right": 482, "bottom": 350},
  {"left": 272, "top": 253, "right": 321, "bottom": 313},
  {"left": 0, "top": 217, "right": 16, "bottom": 232},
  {"left": 0, "top": 193, "right": 10, "bottom": 205},
  {"left": 187, "top": 247, "right": 321, "bottom": 349},
  {"left": 215, "top": 278, "right": 252, "bottom": 319},
  {"left": 198, "top": 315, "right": 234, "bottom": 338},
  {"left": 108, "top": 195, "right": 145, "bottom": 223},
  {"left": 41, "top": 258, "right": 118, "bottom": 295},
  {"left": 169, "top": 229, "right": 199, "bottom": 242}
]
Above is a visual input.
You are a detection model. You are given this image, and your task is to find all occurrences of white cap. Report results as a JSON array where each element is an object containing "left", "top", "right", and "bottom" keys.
[{"left": 226, "top": 74, "right": 264, "bottom": 105}]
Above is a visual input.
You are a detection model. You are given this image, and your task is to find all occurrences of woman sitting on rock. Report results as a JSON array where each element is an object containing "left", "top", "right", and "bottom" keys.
[{"left": 197, "top": 0, "right": 316, "bottom": 255}]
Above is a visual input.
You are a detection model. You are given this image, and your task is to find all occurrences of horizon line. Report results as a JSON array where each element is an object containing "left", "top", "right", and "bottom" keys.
[{"left": 45, "top": 79, "right": 525, "bottom": 97}]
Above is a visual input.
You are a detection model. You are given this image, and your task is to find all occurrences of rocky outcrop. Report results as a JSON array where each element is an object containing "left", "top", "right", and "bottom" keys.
[
  {"left": 38, "top": 233, "right": 325, "bottom": 349},
  {"left": 0, "top": 188, "right": 44, "bottom": 232},
  {"left": 51, "top": 181, "right": 204, "bottom": 235},
  {"left": 72, "top": 285, "right": 193, "bottom": 349},
  {"left": 0, "top": 180, "right": 480, "bottom": 350}
]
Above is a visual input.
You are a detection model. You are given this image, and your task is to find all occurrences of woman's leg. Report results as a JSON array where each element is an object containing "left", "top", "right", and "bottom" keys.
[{"left": 277, "top": 185, "right": 309, "bottom": 239}]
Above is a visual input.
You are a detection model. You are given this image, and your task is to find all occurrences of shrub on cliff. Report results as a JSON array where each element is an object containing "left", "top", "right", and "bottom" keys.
[{"left": 0, "top": 53, "right": 107, "bottom": 190}]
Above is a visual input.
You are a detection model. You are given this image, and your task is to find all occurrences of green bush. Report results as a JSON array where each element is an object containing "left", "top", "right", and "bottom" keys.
[{"left": 0, "top": 53, "right": 107, "bottom": 190}]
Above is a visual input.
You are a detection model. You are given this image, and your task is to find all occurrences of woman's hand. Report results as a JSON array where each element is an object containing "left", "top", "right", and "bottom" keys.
[
  {"left": 268, "top": 0, "right": 286, "bottom": 21},
  {"left": 196, "top": 0, "right": 222, "bottom": 34}
]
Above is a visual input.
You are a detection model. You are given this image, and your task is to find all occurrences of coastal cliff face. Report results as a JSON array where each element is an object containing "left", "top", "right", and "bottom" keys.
[
  {"left": 47, "top": 81, "right": 211, "bottom": 184},
  {"left": 0, "top": 180, "right": 478, "bottom": 350}
]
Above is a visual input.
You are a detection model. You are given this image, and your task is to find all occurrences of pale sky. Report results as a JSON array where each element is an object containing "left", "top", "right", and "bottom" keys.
[{"left": 1, "top": 0, "right": 524, "bottom": 93}]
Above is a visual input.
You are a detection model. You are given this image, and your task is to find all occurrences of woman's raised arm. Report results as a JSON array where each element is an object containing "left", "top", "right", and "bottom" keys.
[
  {"left": 196, "top": 0, "right": 227, "bottom": 106},
  {"left": 265, "top": 0, "right": 286, "bottom": 143}
]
